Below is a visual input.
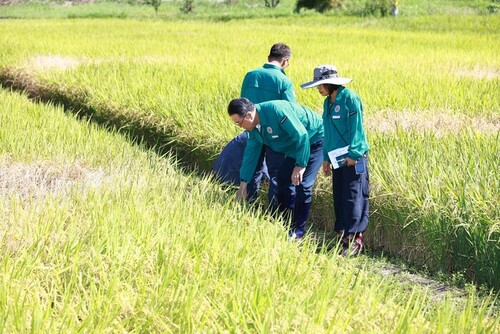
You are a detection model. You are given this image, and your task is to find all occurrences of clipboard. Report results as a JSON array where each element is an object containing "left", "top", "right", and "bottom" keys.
[{"left": 327, "top": 145, "right": 349, "bottom": 169}]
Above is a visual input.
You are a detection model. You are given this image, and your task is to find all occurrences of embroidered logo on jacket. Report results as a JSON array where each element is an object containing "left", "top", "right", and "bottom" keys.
[{"left": 267, "top": 127, "right": 273, "bottom": 134}]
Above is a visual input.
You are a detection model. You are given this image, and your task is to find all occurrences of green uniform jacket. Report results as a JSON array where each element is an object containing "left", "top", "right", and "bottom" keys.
[
  {"left": 322, "top": 86, "right": 369, "bottom": 162},
  {"left": 240, "top": 101, "right": 324, "bottom": 183},
  {"left": 241, "top": 63, "right": 296, "bottom": 104}
]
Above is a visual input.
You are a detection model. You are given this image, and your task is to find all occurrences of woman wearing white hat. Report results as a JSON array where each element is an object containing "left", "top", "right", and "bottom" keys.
[{"left": 301, "top": 65, "right": 370, "bottom": 256}]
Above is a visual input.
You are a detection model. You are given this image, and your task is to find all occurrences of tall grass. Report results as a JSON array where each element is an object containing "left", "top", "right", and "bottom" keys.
[
  {"left": 2, "top": 90, "right": 498, "bottom": 332},
  {"left": 0, "top": 15, "right": 498, "bottom": 288},
  {"left": 368, "top": 128, "right": 499, "bottom": 284}
]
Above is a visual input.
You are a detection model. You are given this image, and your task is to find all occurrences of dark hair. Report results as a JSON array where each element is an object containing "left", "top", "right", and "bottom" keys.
[
  {"left": 324, "top": 84, "right": 341, "bottom": 94},
  {"left": 228, "top": 97, "right": 255, "bottom": 117},
  {"left": 268, "top": 43, "right": 291, "bottom": 61}
]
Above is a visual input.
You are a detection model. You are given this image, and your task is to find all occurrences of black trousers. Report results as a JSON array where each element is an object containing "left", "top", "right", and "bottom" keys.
[{"left": 332, "top": 155, "right": 370, "bottom": 235}]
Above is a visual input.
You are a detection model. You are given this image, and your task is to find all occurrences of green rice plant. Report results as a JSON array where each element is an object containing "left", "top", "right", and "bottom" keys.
[
  {"left": 2, "top": 90, "right": 498, "bottom": 332},
  {"left": 368, "top": 127, "right": 499, "bottom": 286},
  {"left": 0, "top": 15, "right": 498, "bottom": 289}
]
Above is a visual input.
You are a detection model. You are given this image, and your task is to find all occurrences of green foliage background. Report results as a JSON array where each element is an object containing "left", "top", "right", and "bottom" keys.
[{"left": 0, "top": 0, "right": 498, "bottom": 18}]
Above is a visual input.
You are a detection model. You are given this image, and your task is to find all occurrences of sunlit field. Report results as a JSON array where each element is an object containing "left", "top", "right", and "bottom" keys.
[
  {"left": 1, "top": 89, "right": 497, "bottom": 332},
  {"left": 0, "top": 6, "right": 499, "bottom": 331},
  {"left": 1, "top": 15, "right": 498, "bottom": 288}
]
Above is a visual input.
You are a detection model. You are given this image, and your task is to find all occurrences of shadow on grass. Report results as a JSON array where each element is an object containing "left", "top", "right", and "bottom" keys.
[{"left": 0, "top": 67, "right": 216, "bottom": 175}]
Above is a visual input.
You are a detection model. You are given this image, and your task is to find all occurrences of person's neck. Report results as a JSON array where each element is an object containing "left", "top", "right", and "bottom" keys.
[
  {"left": 268, "top": 60, "right": 282, "bottom": 68},
  {"left": 254, "top": 111, "right": 260, "bottom": 125},
  {"left": 330, "top": 90, "right": 338, "bottom": 102}
]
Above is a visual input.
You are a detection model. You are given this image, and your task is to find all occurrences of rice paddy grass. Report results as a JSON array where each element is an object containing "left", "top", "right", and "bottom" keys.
[{"left": 0, "top": 8, "right": 498, "bottom": 299}]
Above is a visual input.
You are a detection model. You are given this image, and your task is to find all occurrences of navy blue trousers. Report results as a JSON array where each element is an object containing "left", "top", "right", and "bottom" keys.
[
  {"left": 275, "top": 140, "right": 323, "bottom": 236},
  {"left": 264, "top": 146, "right": 296, "bottom": 211},
  {"left": 332, "top": 155, "right": 370, "bottom": 235}
]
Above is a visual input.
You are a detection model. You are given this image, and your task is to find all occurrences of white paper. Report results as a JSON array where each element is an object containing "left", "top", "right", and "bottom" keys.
[{"left": 328, "top": 145, "right": 350, "bottom": 169}]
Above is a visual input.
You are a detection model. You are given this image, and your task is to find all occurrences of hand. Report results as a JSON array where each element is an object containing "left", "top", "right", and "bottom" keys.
[
  {"left": 236, "top": 182, "right": 248, "bottom": 200},
  {"left": 291, "top": 166, "right": 305, "bottom": 186},
  {"left": 345, "top": 157, "right": 357, "bottom": 167},
  {"left": 322, "top": 161, "right": 332, "bottom": 176}
]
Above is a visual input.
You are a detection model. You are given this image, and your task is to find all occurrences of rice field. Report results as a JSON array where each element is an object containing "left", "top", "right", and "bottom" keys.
[
  {"left": 1, "top": 15, "right": 498, "bottom": 286},
  {"left": 0, "top": 6, "right": 499, "bottom": 332},
  {"left": 0, "top": 77, "right": 498, "bottom": 333}
]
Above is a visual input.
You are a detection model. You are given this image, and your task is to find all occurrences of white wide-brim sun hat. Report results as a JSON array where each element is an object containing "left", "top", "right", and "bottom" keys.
[{"left": 300, "top": 64, "right": 352, "bottom": 88}]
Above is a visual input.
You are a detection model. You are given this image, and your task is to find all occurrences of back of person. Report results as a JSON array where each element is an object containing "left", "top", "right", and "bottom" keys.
[
  {"left": 212, "top": 132, "right": 269, "bottom": 202},
  {"left": 253, "top": 100, "right": 324, "bottom": 154},
  {"left": 241, "top": 43, "right": 297, "bottom": 210},
  {"left": 212, "top": 132, "right": 250, "bottom": 186},
  {"left": 241, "top": 63, "right": 296, "bottom": 104}
]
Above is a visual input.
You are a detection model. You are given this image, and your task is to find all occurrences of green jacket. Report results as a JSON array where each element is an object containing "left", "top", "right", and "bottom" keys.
[
  {"left": 240, "top": 101, "right": 323, "bottom": 183},
  {"left": 322, "top": 86, "right": 369, "bottom": 162},
  {"left": 241, "top": 63, "right": 296, "bottom": 104}
]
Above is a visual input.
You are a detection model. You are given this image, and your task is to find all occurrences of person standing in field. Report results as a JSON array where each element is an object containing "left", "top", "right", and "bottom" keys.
[
  {"left": 213, "top": 43, "right": 296, "bottom": 207},
  {"left": 228, "top": 98, "right": 323, "bottom": 240},
  {"left": 301, "top": 65, "right": 370, "bottom": 255},
  {"left": 392, "top": 0, "right": 399, "bottom": 16}
]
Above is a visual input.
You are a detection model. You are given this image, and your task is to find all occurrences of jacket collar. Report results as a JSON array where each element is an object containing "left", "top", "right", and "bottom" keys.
[{"left": 263, "top": 62, "right": 286, "bottom": 75}]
